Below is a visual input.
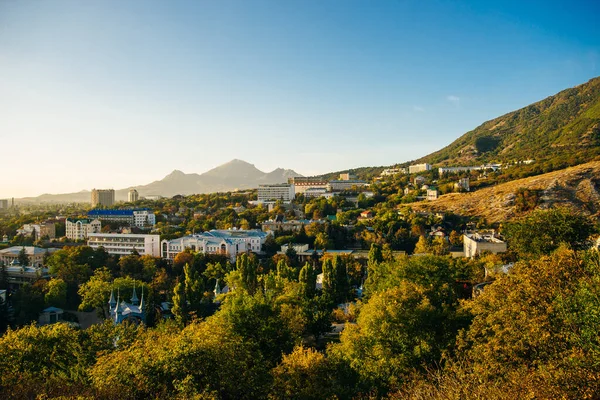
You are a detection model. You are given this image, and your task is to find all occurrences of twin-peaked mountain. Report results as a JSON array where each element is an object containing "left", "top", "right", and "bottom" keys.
[{"left": 19, "top": 159, "right": 302, "bottom": 203}]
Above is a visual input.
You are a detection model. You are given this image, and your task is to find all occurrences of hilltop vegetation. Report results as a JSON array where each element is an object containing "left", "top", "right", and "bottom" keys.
[{"left": 420, "top": 76, "right": 600, "bottom": 167}]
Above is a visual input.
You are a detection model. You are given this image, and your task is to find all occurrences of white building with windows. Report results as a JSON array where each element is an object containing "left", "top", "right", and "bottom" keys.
[
  {"left": 88, "top": 233, "right": 160, "bottom": 257},
  {"left": 408, "top": 163, "right": 432, "bottom": 174},
  {"left": 87, "top": 209, "right": 155, "bottom": 228},
  {"left": 161, "top": 229, "right": 268, "bottom": 262},
  {"left": 65, "top": 218, "right": 102, "bottom": 240},
  {"left": 257, "top": 184, "right": 295, "bottom": 202}
]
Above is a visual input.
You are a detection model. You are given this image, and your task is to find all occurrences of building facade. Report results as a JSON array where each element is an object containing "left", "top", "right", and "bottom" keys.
[
  {"left": 0, "top": 246, "right": 57, "bottom": 267},
  {"left": 16, "top": 222, "right": 56, "bottom": 240},
  {"left": 91, "top": 189, "right": 115, "bottom": 208},
  {"left": 257, "top": 184, "right": 295, "bottom": 202},
  {"left": 408, "top": 163, "right": 432, "bottom": 174},
  {"left": 128, "top": 189, "right": 139, "bottom": 202},
  {"left": 65, "top": 218, "right": 102, "bottom": 240},
  {"left": 327, "top": 180, "right": 368, "bottom": 191},
  {"left": 161, "top": 229, "right": 268, "bottom": 262},
  {"left": 463, "top": 233, "right": 507, "bottom": 258},
  {"left": 426, "top": 188, "right": 439, "bottom": 200},
  {"left": 0, "top": 199, "right": 8, "bottom": 209},
  {"left": 88, "top": 233, "right": 161, "bottom": 257},
  {"left": 87, "top": 209, "right": 155, "bottom": 228}
]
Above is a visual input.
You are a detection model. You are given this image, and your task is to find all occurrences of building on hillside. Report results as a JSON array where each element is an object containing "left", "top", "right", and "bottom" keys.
[
  {"left": 327, "top": 180, "right": 368, "bottom": 191},
  {"left": 16, "top": 222, "right": 56, "bottom": 240},
  {"left": 87, "top": 209, "right": 155, "bottom": 228},
  {"left": 144, "top": 195, "right": 163, "bottom": 201},
  {"left": 161, "top": 229, "right": 268, "bottom": 262},
  {"left": 257, "top": 184, "right": 295, "bottom": 202},
  {"left": 303, "top": 187, "right": 331, "bottom": 198},
  {"left": 426, "top": 187, "right": 439, "bottom": 200},
  {"left": 455, "top": 177, "right": 470, "bottom": 192},
  {"left": 0, "top": 246, "right": 57, "bottom": 267},
  {"left": 339, "top": 173, "right": 356, "bottom": 181},
  {"left": 413, "top": 176, "right": 426, "bottom": 186},
  {"left": 288, "top": 177, "right": 329, "bottom": 195},
  {"left": 408, "top": 163, "right": 431, "bottom": 174},
  {"left": 463, "top": 232, "right": 507, "bottom": 258},
  {"left": 261, "top": 219, "right": 317, "bottom": 233},
  {"left": 380, "top": 168, "right": 407, "bottom": 176},
  {"left": 65, "top": 218, "right": 102, "bottom": 240},
  {"left": 91, "top": 189, "right": 115, "bottom": 208},
  {"left": 108, "top": 287, "right": 146, "bottom": 324},
  {"left": 88, "top": 233, "right": 161, "bottom": 257},
  {"left": 128, "top": 189, "right": 139, "bottom": 202}
]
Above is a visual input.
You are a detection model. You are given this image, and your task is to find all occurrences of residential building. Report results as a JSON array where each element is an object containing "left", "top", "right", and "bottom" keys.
[
  {"left": 426, "top": 187, "right": 439, "bottom": 200},
  {"left": 408, "top": 163, "right": 431, "bottom": 174},
  {"left": 463, "top": 232, "right": 507, "bottom": 258},
  {"left": 0, "top": 199, "right": 8, "bottom": 209},
  {"left": 380, "top": 168, "right": 407, "bottom": 176},
  {"left": 16, "top": 222, "right": 56, "bottom": 240},
  {"left": 91, "top": 189, "right": 115, "bottom": 207},
  {"left": 261, "top": 219, "right": 315, "bottom": 233},
  {"left": 413, "top": 176, "right": 426, "bottom": 186},
  {"left": 288, "top": 177, "right": 329, "bottom": 195},
  {"left": 0, "top": 246, "right": 57, "bottom": 267},
  {"left": 88, "top": 233, "right": 161, "bottom": 257},
  {"left": 128, "top": 189, "right": 139, "bottom": 202},
  {"left": 455, "top": 177, "right": 470, "bottom": 192},
  {"left": 339, "top": 173, "right": 356, "bottom": 181},
  {"left": 257, "top": 184, "right": 295, "bottom": 202},
  {"left": 161, "top": 229, "right": 268, "bottom": 261},
  {"left": 327, "top": 180, "right": 368, "bottom": 191},
  {"left": 303, "top": 187, "right": 330, "bottom": 198},
  {"left": 87, "top": 209, "right": 155, "bottom": 228},
  {"left": 65, "top": 218, "right": 102, "bottom": 240},
  {"left": 144, "top": 195, "right": 163, "bottom": 201}
]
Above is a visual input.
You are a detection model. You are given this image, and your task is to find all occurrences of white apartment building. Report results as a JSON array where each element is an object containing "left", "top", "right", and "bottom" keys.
[
  {"left": 87, "top": 209, "right": 155, "bottom": 228},
  {"left": 16, "top": 222, "right": 56, "bottom": 240},
  {"left": 161, "top": 229, "right": 268, "bottom": 262},
  {"left": 88, "top": 233, "right": 161, "bottom": 257},
  {"left": 426, "top": 188, "right": 439, "bottom": 201},
  {"left": 257, "top": 184, "right": 295, "bottom": 202},
  {"left": 408, "top": 163, "right": 432, "bottom": 174},
  {"left": 65, "top": 218, "right": 102, "bottom": 240},
  {"left": 128, "top": 189, "right": 139, "bottom": 202},
  {"left": 463, "top": 233, "right": 507, "bottom": 258},
  {"left": 327, "top": 180, "right": 368, "bottom": 191}
]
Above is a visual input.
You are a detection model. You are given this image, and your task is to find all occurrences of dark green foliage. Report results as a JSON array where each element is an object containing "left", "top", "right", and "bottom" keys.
[{"left": 503, "top": 207, "right": 597, "bottom": 257}]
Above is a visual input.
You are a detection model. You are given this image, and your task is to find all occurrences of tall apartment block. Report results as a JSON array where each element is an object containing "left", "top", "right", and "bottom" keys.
[{"left": 91, "top": 189, "right": 115, "bottom": 208}]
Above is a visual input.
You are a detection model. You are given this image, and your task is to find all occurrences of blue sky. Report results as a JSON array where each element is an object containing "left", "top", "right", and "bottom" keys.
[{"left": 1, "top": 0, "right": 599, "bottom": 197}]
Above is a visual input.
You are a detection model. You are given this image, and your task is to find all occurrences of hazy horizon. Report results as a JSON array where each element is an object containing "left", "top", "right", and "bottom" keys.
[{"left": 1, "top": 0, "right": 599, "bottom": 198}]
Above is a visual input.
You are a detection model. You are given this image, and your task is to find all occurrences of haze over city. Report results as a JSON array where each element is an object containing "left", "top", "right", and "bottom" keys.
[{"left": 1, "top": 0, "right": 599, "bottom": 198}]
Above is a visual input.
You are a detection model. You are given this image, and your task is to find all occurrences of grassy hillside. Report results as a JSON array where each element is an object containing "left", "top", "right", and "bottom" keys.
[
  {"left": 411, "top": 161, "right": 600, "bottom": 223},
  {"left": 418, "top": 76, "right": 600, "bottom": 167}
]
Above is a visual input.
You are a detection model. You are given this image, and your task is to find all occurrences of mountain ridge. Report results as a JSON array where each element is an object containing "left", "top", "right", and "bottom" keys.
[{"left": 17, "top": 160, "right": 302, "bottom": 204}]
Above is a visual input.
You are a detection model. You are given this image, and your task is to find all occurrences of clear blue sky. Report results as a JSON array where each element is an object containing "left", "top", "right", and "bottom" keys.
[{"left": 1, "top": 0, "right": 599, "bottom": 197}]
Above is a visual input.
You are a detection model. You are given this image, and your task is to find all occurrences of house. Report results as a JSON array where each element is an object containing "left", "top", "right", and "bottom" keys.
[
  {"left": 39, "top": 307, "right": 64, "bottom": 325},
  {"left": 359, "top": 210, "right": 374, "bottom": 219},
  {"left": 463, "top": 232, "right": 507, "bottom": 258},
  {"left": 426, "top": 187, "right": 439, "bottom": 201}
]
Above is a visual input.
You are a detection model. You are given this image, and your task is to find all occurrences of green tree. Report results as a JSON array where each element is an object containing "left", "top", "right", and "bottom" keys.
[
  {"left": 44, "top": 278, "right": 67, "bottom": 309},
  {"left": 78, "top": 267, "right": 113, "bottom": 318},
  {"left": 298, "top": 262, "right": 316, "bottom": 299},
  {"left": 171, "top": 280, "right": 187, "bottom": 326},
  {"left": 18, "top": 247, "right": 29, "bottom": 266},
  {"left": 502, "top": 208, "right": 596, "bottom": 257}
]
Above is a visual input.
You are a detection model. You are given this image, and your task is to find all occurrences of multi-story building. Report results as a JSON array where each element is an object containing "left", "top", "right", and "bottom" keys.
[
  {"left": 303, "top": 187, "right": 330, "bottom": 198},
  {"left": 128, "top": 189, "right": 139, "bottom": 203},
  {"left": 0, "top": 199, "right": 8, "bottom": 209},
  {"left": 463, "top": 232, "right": 507, "bottom": 258},
  {"left": 87, "top": 209, "right": 155, "bottom": 228},
  {"left": 288, "top": 177, "right": 329, "bottom": 195},
  {"left": 408, "top": 163, "right": 431, "bottom": 174},
  {"left": 88, "top": 233, "right": 161, "bottom": 257},
  {"left": 65, "top": 218, "right": 102, "bottom": 240},
  {"left": 16, "top": 222, "right": 56, "bottom": 240},
  {"left": 257, "top": 184, "right": 295, "bottom": 202},
  {"left": 455, "top": 177, "right": 470, "bottom": 192},
  {"left": 0, "top": 246, "right": 58, "bottom": 267},
  {"left": 426, "top": 187, "right": 439, "bottom": 201},
  {"left": 91, "top": 189, "right": 115, "bottom": 208},
  {"left": 327, "top": 180, "right": 368, "bottom": 191},
  {"left": 161, "top": 229, "right": 268, "bottom": 262}
]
